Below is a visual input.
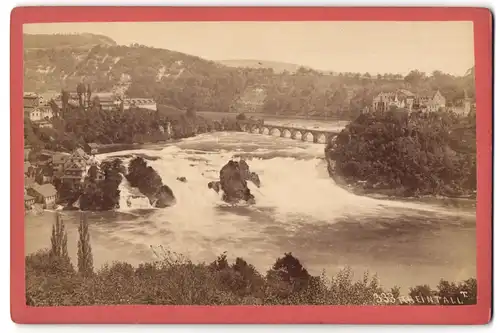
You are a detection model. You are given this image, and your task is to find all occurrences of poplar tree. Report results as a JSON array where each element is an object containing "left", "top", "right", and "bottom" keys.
[
  {"left": 50, "top": 213, "right": 69, "bottom": 263},
  {"left": 77, "top": 213, "right": 94, "bottom": 277}
]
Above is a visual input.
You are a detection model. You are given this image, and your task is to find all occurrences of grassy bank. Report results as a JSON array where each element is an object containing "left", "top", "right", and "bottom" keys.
[{"left": 26, "top": 214, "right": 477, "bottom": 306}]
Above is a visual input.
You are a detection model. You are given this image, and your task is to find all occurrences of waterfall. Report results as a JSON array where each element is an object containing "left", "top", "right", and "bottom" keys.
[{"left": 118, "top": 174, "right": 152, "bottom": 209}]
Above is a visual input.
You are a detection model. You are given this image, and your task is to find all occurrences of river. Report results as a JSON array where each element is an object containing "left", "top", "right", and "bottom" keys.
[{"left": 24, "top": 122, "right": 476, "bottom": 292}]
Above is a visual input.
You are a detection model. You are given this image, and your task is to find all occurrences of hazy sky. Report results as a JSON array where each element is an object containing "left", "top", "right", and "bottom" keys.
[{"left": 23, "top": 21, "right": 475, "bottom": 76}]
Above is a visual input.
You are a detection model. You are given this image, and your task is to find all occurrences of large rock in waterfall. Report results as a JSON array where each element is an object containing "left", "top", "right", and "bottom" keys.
[
  {"left": 215, "top": 159, "right": 260, "bottom": 204},
  {"left": 126, "top": 157, "right": 176, "bottom": 208},
  {"left": 208, "top": 181, "right": 221, "bottom": 193},
  {"left": 236, "top": 160, "right": 261, "bottom": 188},
  {"left": 152, "top": 185, "right": 176, "bottom": 208}
]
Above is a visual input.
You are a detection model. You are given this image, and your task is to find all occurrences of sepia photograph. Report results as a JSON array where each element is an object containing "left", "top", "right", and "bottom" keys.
[{"left": 21, "top": 20, "right": 478, "bottom": 307}]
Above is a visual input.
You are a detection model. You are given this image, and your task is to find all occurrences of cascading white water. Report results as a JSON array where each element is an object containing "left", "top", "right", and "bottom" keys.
[{"left": 117, "top": 174, "right": 153, "bottom": 210}]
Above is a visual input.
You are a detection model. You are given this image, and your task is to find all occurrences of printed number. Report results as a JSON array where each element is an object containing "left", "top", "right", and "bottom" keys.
[
  {"left": 373, "top": 293, "right": 383, "bottom": 303},
  {"left": 373, "top": 293, "right": 397, "bottom": 304}
]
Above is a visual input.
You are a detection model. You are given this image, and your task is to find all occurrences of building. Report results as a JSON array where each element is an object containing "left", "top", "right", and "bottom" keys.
[
  {"left": 34, "top": 120, "right": 53, "bottom": 129},
  {"left": 24, "top": 92, "right": 41, "bottom": 121},
  {"left": 93, "top": 92, "right": 121, "bottom": 111},
  {"left": 24, "top": 92, "right": 55, "bottom": 122},
  {"left": 87, "top": 165, "right": 106, "bottom": 182},
  {"left": 27, "top": 183, "right": 57, "bottom": 209},
  {"left": 61, "top": 160, "right": 88, "bottom": 186},
  {"left": 123, "top": 98, "right": 157, "bottom": 111},
  {"left": 39, "top": 106, "right": 54, "bottom": 120},
  {"left": 24, "top": 161, "right": 36, "bottom": 177},
  {"left": 373, "top": 89, "right": 445, "bottom": 113},
  {"left": 425, "top": 90, "right": 446, "bottom": 112},
  {"left": 24, "top": 92, "right": 40, "bottom": 108},
  {"left": 60, "top": 148, "right": 96, "bottom": 186},
  {"left": 52, "top": 152, "right": 71, "bottom": 176},
  {"left": 24, "top": 145, "right": 32, "bottom": 161},
  {"left": 24, "top": 176, "right": 36, "bottom": 189},
  {"left": 24, "top": 193, "right": 36, "bottom": 210},
  {"left": 84, "top": 143, "right": 100, "bottom": 155},
  {"left": 25, "top": 108, "right": 42, "bottom": 121},
  {"left": 373, "top": 91, "right": 409, "bottom": 112},
  {"left": 450, "top": 89, "right": 474, "bottom": 116}
]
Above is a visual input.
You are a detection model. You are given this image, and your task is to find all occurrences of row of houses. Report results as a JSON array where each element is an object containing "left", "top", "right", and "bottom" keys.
[
  {"left": 372, "top": 89, "right": 446, "bottom": 113},
  {"left": 372, "top": 89, "right": 475, "bottom": 115},
  {"left": 24, "top": 147, "right": 106, "bottom": 210},
  {"left": 24, "top": 91, "right": 158, "bottom": 122},
  {"left": 23, "top": 92, "right": 55, "bottom": 126}
]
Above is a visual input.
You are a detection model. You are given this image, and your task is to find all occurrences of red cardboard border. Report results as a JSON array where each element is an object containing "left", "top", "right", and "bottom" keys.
[{"left": 11, "top": 6, "right": 492, "bottom": 324}]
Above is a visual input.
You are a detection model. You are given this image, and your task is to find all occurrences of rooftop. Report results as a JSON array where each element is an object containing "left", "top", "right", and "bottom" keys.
[
  {"left": 24, "top": 195, "right": 35, "bottom": 201},
  {"left": 30, "top": 183, "right": 57, "bottom": 197}
]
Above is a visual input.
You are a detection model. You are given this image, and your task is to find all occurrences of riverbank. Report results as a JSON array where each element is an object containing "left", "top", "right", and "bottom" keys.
[{"left": 326, "top": 158, "right": 476, "bottom": 210}]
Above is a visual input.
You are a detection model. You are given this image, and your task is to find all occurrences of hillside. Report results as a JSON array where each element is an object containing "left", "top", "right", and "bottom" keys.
[
  {"left": 23, "top": 33, "right": 117, "bottom": 50},
  {"left": 219, "top": 59, "right": 339, "bottom": 76},
  {"left": 23, "top": 34, "right": 476, "bottom": 119},
  {"left": 218, "top": 59, "right": 309, "bottom": 74}
]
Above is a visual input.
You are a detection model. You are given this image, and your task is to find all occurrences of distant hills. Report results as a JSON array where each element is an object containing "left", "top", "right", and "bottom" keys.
[
  {"left": 23, "top": 33, "right": 475, "bottom": 119},
  {"left": 218, "top": 59, "right": 315, "bottom": 74},
  {"left": 218, "top": 59, "right": 339, "bottom": 76},
  {"left": 23, "top": 33, "right": 117, "bottom": 50}
]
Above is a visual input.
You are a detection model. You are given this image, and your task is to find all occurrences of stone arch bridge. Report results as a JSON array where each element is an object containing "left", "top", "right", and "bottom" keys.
[{"left": 238, "top": 122, "right": 340, "bottom": 144}]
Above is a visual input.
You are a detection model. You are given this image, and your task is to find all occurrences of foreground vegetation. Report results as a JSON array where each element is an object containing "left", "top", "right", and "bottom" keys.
[
  {"left": 26, "top": 215, "right": 477, "bottom": 306},
  {"left": 326, "top": 109, "right": 476, "bottom": 198}
]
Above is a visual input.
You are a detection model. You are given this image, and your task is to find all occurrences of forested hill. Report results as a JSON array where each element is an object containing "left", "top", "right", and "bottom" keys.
[{"left": 24, "top": 33, "right": 475, "bottom": 119}]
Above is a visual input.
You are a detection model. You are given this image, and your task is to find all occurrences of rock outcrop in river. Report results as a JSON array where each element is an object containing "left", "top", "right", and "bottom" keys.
[
  {"left": 152, "top": 185, "right": 176, "bottom": 208},
  {"left": 126, "top": 157, "right": 176, "bottom": 208},
  {"left": 210, "top": 159, "right": 260, "bottom": 204}
]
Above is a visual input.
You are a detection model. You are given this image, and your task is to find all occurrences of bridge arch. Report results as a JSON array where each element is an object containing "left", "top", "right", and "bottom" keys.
[
  {"left": 213, "top": 121, "right": 222, "bottom": 131},
  {"left": 260, "top": 126, "right": 270, "bottom": 135},
  {"left": 239, "top": 124, "right": 248, "bottom": 132},
  {"left": 291, "top": 130, "right": 303, "bottom": 140},
  {"left": 280, "top": 128, "right": 292, "bottom": 138},
  {"left": 313, "top": 132, "right": 327, "bottom": 144},
  {"left": 301, "top": 131, "right": 314, "bottom": 142},
  {"left": 270, "top": 127, "right": 281, "bottom": 137}
]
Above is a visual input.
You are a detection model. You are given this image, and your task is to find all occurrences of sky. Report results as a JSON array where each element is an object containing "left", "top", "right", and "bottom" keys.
[{"left": 23, "top": 21, "right": 475, "bottom": 76}]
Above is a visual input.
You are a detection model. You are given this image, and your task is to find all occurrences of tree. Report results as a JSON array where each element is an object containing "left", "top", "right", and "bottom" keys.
[
  {"left": 77, "top": 213, "right": 94, "bottom": 277},
  {"left": 76, "top": 83, "right": 86, "bottom": 108},
  {"left": 404, "top": 70, "right": 426, "bottom": 86},
  {"left": 266, "top": 252, "right": 311, "bottom": 293},
  {"left": 86, "top": 84, "right": 92, "bottom": 107},
  {"left": 61, "top": 90, "right": 70, "bottom": 117},
  {"left": 50, "top": 214, "right": 69, "bottom": 262}
]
